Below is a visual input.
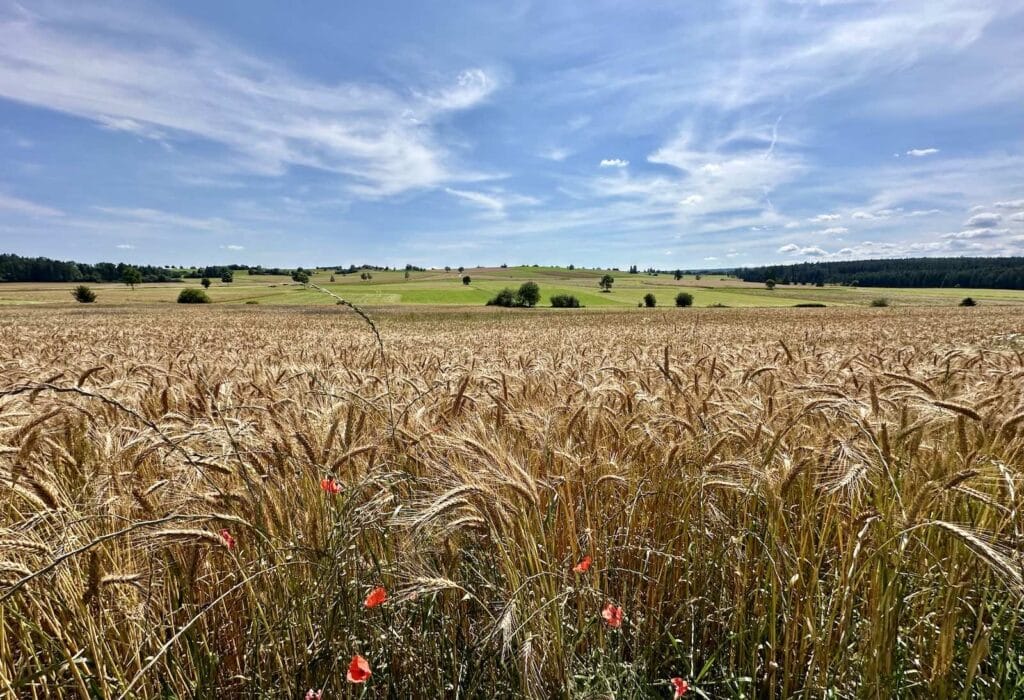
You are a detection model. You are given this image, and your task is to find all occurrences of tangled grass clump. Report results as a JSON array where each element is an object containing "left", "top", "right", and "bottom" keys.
[{"left": 1, "top": 304, "right": 1024, "bottom": 697}]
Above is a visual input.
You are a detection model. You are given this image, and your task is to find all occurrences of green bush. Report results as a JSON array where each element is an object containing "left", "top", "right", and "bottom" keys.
[
  {"left": 486, "top": 288, "right": 517, "bottom": 307},
  {"left": 675, "top": 292, "right": 693, "bottom": 307},
  {"left": 550, "top": 294, "right": 580, "bottom": 308},
  {"left": 794, "top": 302, "right": 826, "bottom": 307},
  {"left": 643, "top": 293, "right": 656, "bottom": 308},
  {"left": 71, "top": 285, "right": 97, "bottom": 303},
  {"left": 869, "top": 298, "right": 889, "bottom": 307},
  {"left": 177, "top": 288, "right": 211, "bottom": 304},
  {"left": 516, "top": 282, "right": 540, "bottom": 307},
  {"left": 959, "top": 297, "right": 977, "bottom": 307}
]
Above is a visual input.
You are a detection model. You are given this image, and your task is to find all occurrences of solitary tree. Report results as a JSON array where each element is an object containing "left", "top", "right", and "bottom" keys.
[
  {"left": 458, "top": 266, "right": 465, "bottom": 273},
  {"left": 765, "top": 279, "right": 776, "bottom": 290},
  {"left": 71, "top": 285, "right": 97, "bottom": 303},
  {"left": 122, "top": 267, "right": 142, "bottom": 290},
  {"left": 599, "top": 274, "right": 614, "bottom": 292},
  {"left": 201, "top": 277, "right": 211, "bottom": 289},
  {"left": 674, "top": 270, "right": 683, "bottom": 281},
  {"left": 221, "top": 270, "right": 234, "bottom": 283},
  {"left": 291, "top": 269, "right": 310, "bottom": 284},
  {"left": 462, "top": 275, "right": 471, "bottom": 286},
  {"left": 643, "top": 293, "right": 657, "bottom": 308},
  {"left": 515, "top": 281, "right": 541, "bottom": 307},
  {"left": 330, "top": 274, "right": 335, "bottom": 282},
  {"left": 675, "top": 292, "right": 694, "bottom": 307}
]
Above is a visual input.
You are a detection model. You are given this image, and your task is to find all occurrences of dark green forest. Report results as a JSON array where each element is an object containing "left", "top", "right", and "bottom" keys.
[
  {"left": 0, "top": 254, "right": 296, "bottom": 283},
  {"left": 735, "top": 257, "right": 1024, "bottom": 289}
]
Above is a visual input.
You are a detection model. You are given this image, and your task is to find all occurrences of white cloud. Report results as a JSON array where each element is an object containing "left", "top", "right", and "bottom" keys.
[
  {"left": 1011, "top": 212, "right": 1024, "bottom": 222},
  {"left": 906, "top": 148, "right": 939, "bottom": 157},
  {"left": 819, "top": 226, "right": 848, "bottom": 235},
  {"left": 942, "top": 228, "right": 1008, "bottom": 240},
  {"left": 994, "top": 199, "right": 1024, "bottom": 210},
  {"left": 965, "top": 212, "right": 1001, "bottom": 228},
  {"left": 645, "top": 121, "right": 805, "bottom": 230},
  {"left": 0, "top": 192, "right": 64, "bottom": 217},
  {"left": 703, "top": 256, "right": 718, "bottom": 261},
  {"left": 778, "top": 243, "right": 800, "bottom": 253},
  {"left": 0, "top": 7, "right": 495, "bottom": 196},
  {"left": 93, "top": 207, "right": 229, "bottom": 231},
  {"left": 809, "top": 213, "right": 840, "bottom": 223},
  {"left": 800, "top": 246, "right": 829, "bottom": 257},
  {"left": 221, "top": 244, "right": 245, "bottom": 251},
  {"left": 444, "top": 187, "right": 539, "bottom": 217},
  {"left": 115, "top": 243, "right": 134, "bottom": 249},
  {"left": 540, "top": 148, "right": 569, "bottom": 162},
  {"left": 600, "top": 158, "right": 629, "bottom": 168}
]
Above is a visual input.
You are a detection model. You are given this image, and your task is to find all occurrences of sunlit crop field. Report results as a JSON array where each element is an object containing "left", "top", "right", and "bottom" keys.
[{"left": 2, "top": 305, "right": 1024, "bottom": 697}]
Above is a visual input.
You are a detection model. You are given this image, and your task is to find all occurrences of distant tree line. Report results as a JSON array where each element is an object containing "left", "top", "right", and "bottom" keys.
[
  {"left": 0, "top": 253, "right": 182, "bottom": 283},
  {"left": 736, "top": 257, "right": 1024, "bottom": 289},
  {"left": 0, "top": 254, "right": 312, "bottom": 283}
]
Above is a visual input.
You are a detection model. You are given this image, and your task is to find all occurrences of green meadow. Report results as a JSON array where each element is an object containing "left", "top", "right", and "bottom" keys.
[{"left": 3, "top": 266, "right": 1024, "bottom": 308}]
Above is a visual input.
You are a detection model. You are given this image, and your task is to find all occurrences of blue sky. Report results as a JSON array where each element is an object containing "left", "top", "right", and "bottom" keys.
[{"left": 1, "top": 0, "right": 1023, "bottom": 269}]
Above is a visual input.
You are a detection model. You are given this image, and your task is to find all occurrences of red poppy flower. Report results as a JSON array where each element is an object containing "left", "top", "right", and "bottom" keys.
[
  {"left": 601, "top": 602, "right": 623, "bottom": 628},
  {"left": 219, "top": 528, "right": 235, "bottom": 550},
  {"left": 364, "top": 586, "right": 387, "bottom": 608},
  {"left": 572, "top": 554, "right": 592, "bottom": 574},
  {"left": 671, "top": 677, "right": 689, "bottom": 698},
  {"left": 320, "top": 477, "right": 342, "bottom": 495},
  {"left": 304, "top": 690, "right": 323, "bottom": 700},
  {"left": 346, "top": 654, "right": 371, "bottom": 683}
]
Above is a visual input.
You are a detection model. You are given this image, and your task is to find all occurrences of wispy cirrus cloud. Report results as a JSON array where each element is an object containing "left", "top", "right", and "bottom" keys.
[
  {"left": 0, "top": 191, "right": 63, "bottom": 217},
  {"left": 444, "top": 187, "right": 540, "bottom": 218},
  {"left": 0, "top": 2, "right": 496, "bottom": 197}
]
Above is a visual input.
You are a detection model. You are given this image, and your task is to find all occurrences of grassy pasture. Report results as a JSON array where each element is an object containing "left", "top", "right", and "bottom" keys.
[
  {"left": 2, "top": 303, "right": 1024, "bottom": 697},
  {"left": 4, "top": 266, "right": 1024, "bottom": 308}
]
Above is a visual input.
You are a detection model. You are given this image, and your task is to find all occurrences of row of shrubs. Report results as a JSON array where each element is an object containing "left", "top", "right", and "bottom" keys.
[
  {"left": 71, "top": 285, "right": 213, "bottom": 304},
  {"left": 637, "top": 292, "right": 693, "bottom": 307}
]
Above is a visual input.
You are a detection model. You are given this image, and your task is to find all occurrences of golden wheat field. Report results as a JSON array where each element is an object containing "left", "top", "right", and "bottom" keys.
[{"left": 2, "top": 304, "right": 1024, "bottom": 698}]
